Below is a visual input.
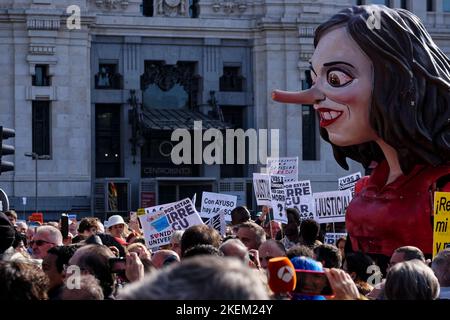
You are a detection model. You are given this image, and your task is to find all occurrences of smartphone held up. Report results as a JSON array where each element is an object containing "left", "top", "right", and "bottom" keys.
[
  {"left": 109, "top": 257, "right": 126, "bottom": 274},
  {"left": 60, "top": 213, "right": 69, "bottom": 240}
]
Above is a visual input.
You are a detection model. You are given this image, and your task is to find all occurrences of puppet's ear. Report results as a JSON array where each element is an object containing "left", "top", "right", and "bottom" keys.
[{"left": 272, "top": 88, "right": 325, "bottom": 105}]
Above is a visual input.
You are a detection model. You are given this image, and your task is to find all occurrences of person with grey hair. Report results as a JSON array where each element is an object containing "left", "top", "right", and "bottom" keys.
[
  {"left": 30, "top": 225, "right": 63, "bottom": 260},
  {"left": 385, "top": 260, "right": 440, "bottom": 300},
  {"left": 61, "top": 274, "right": 104, "bottom": 300},
  {"left": 118, "top": 256, "right": 270, "bottom": 300},
  {"left": 219, "top": 238, "right": 250, "bottom": 264},
  {"left": 68, "top": 244, "right": 116, "bottom": 299},
  {"left": 368, "top": 245, "right": 429, "bottom": 300},
  {"left": 236, "top": 221, "right": 266, "bottom": 251},
  {"left": 432, "top": 248, "right": 450, "bottom": 299},
  {"left": 169, "top": 230, "right": 184, "bottom": 257},
  {"left": 15, "top": 221, "right": 28, "bottom": 234}
]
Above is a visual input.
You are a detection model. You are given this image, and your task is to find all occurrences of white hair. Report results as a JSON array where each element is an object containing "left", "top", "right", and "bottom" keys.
[
  {"left": 36, "top": 225, "right": 63, "bottom": 245},
  {"left": 170, "top": 230, "right": 184, "bottom": 243},
  {"left": 118, "top": 256, "right": 269, "bottom": 300}
]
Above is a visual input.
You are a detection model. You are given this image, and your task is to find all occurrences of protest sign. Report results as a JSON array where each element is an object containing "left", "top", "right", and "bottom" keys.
[
  {"left": 253, "top": 173, "right": 271, "bottom": 206},
  {"left": 29, "top": 212, "right": 44, "bottom": 225},
  {"left": 285, "top": 180, "right": 316, "bottom": 221},
  {"left": 285, "top": 180, "right": 312, "bottom": 197},
  {"left": 221, "top": 191, "right": 246, "bottom": 207},
  {"left": 433, "top": 192, "right": 450, "bottom": 257},
  {"left": 287, "top": 195, "right": 316, "bottom": 221},
  {"left": 267, "top": 157, "right": 298, "bottom": 182},
  {"left": 200, "top": 192, "right": 237, "bottom": 222},
  {"left": 139, "top": 203, "right": 173, "bottom": 249},
  {"left": 203, "top": 209, "right": 226, "bottom": 237},
  {"left": 324, "top": 233, "right": 347, "bottom": 245},
  {"left": 270, "top": 174, "right": 287, "bottom": 224},
  {"left": 314, "top": 190, "right": 353, "bottom": 224},
  {"left": 140, "top": 198, "right": 204, "bottom": 249},
  {"left": 144, "top": 202, "right": 174, "bottom": 215},
  {"left": 140, "top": 209, "right": 173, "bottom": 249},
  {"left": 338, "top": 172, "right": 362, "bottom": 196}
]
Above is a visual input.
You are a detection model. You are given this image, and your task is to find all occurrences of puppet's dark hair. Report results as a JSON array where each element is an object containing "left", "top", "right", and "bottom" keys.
[{"left": 314, "top": 5, "right": 450, "bottom": 174}]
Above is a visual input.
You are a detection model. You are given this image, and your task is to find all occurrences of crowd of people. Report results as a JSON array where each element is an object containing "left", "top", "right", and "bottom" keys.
[{"left": 0, "top": 206, "right": 448, "bottom": 301}]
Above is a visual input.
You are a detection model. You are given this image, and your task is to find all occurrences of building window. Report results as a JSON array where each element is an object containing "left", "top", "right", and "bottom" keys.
[
  {"left": 32, "top": 101, "right": 51, "bottom": 156},
  {"left": 144, "top": 84, "right": 189, "bottom": 109},
  {"left": 142, "top": 0, "right": 153, "bottom": 16},
  {"left": 369, "top": 0, "right": 392, "bottom": 6},
  {"left": 221, "top": 106, "right": 245, "bottom": 178},
  {"left": 141, "top": 61, "right": 200, "bottom": 110},
  {"left": 95, "top": 104, "right": 121, "bottom": 178},
  {"left": 427, "top": 0, "right": 435, "bottom": 11},
  {"left": 302, "top": 70, "right": 318, "bottom": 161},
  {"left": 444, "top": 0, "right": 450, "bottom": 12},
  {"left": 189, "top": 0, "right": 199, "bottom": 18},
  {"left": 107, "top": 182, "right": 129, "bottom": 212},
  {"left": 32, "top": 65, "right": 51, "bottom": 86},
  {"left": 400, "top": 0, "right": 409, "bottom": 10},
  {"left": 95, "top": 63, "right": 123, "bottom": 89},
  {"left": 220, "top": 66, "right": 245, "bottom": 92}
]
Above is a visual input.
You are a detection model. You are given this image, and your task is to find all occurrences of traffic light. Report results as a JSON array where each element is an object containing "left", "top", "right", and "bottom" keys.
[{"left": 0, "top": 126, "right": 15, "bottom": 174}]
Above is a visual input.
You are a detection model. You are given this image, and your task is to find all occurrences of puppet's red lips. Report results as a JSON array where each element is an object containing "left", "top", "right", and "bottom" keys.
[{"left": 317, "top": 108, "right": 343, "bottom": 127}]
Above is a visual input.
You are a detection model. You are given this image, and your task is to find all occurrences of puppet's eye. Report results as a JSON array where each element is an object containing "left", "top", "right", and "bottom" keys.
[{"left": 327, "top": 70, "right": 353, "bottom": 87}]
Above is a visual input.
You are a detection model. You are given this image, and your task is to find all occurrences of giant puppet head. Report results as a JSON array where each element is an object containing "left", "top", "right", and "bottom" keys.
[{"left": 273, "top": 5, "right": 450, "bottom": 174}]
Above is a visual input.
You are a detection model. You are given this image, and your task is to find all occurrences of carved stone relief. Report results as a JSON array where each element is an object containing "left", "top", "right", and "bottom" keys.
[{"left": 212, "top": 0, "right": 248, "bottom": 14}]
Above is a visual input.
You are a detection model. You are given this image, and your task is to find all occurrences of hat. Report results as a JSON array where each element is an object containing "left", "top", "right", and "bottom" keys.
[
  {"left": 106, "top": 215, "right": 125, "bottom": 229},
  {"left": 290, "top": 256, "right": 326, "bottom": 301}
]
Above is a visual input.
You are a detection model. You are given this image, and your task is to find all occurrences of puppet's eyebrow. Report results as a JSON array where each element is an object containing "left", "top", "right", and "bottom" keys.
[
  {"left": 308, "top": 61, "right": 317, "bottom": 76},
  {"left": 323, "top": 61, "right": 355, "bottom": 68}
]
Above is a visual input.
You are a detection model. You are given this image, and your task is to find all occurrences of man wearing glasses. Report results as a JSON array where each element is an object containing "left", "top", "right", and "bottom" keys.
[{"left": 30, "top": 225, "right": 63, "bottom": 260}]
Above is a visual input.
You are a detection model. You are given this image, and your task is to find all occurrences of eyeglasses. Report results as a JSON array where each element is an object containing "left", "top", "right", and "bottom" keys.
[{"left": 29, "top": 239, "right": 55, "bottom": 246}]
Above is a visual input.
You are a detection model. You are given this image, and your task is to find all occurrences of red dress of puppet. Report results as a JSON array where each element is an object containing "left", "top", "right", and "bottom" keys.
[{"left": 272, "top": 5, "right": 450, "bottom": 261}]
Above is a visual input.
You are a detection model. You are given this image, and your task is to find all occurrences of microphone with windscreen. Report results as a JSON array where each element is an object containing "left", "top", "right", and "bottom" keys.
[{"left": 267, "top": 257, "right": 297, "bottom": 294}]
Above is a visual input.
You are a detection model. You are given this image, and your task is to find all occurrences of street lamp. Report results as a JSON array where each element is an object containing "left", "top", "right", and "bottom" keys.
[{"left": 25, "top": 152, "right": 50, "bottom": 214}]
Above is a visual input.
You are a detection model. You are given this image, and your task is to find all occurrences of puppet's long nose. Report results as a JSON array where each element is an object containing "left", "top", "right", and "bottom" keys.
[{"left": 272, "top": 88, "right": 325, "bottom": 105}]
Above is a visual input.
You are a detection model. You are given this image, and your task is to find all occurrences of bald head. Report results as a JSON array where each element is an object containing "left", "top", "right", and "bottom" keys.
[
  {"left": 219, "top": 239, "right": 249, "bottom": 263},
  {"left": 258, "top": 239, "right": 286, "bottom": 270},
  {"left": 152, "top": 250, "right": 180, "bottom": 269}
]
